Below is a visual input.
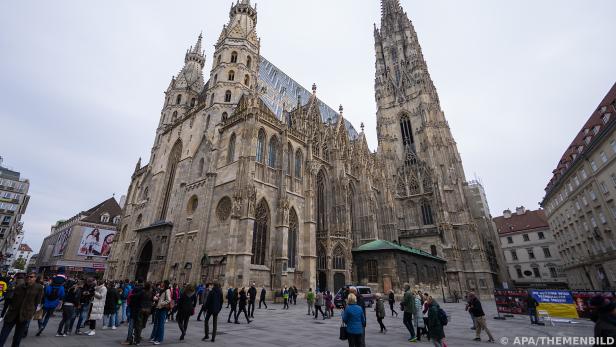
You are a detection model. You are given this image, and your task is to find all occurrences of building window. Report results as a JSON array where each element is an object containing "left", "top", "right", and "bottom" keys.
[
  {"left": 113, "top": 216, "right": 121, "bottom": 224},
  {"left": 507, "top": 236, "right": 513, "bottom": 244},
  {"left": 523, "top": 234, "right": 530, "bottom": 241},
  {"left": 421, "top": 202, "right": 434, "bottom": 225},
  {"left": 190, "top": 98, "right": 196, "bottom": 107},
  {"left": 230, "top": 51, "right": 238, "bottom": 63},
  {"left": 136, "top": 214, "right": 143, "bottom": 227},
  {"left": 366, "top": 260, "right": 378, "bottom": 283},
  {"left": 210, "top": 93, "right": 215, "bottom": 105},
  {"left": 176, "top": 94, "right": 182, "bottom": 105},
  {"left": 222, "top": 112, "right": 228, "bottom": 121},
  {"left": 316, "top": 170, "right": 327, "bottom": 234},
  {"left": 198, "top": 158, "right": 205, "bottom": 176},
  {"left": 100, "top": 213, "right": 110, "bottom": 223},
  {"left": 581, "top": 169, "right": 588, "bottom": 180},
  {"left": 516, "top": 267, "right": 523, "bottom": 278},
  {"left": 532, "top": 267, "right": 540, "bottom": 278},
  {"left": 601, "top": 151, "right": 608, "bottom": 163},
  {"left": 187, "top": 195, "right": 198, "bottom": 215},
  {"left": 294, "top": 149, "right": 303, "bottom": 178},
  {"left": 549, "top": 267, "right": 558, "bottom": 278},
  {"left": 288, "top": 209, "right": 298, "bottom": 269},
  {"left": 172, "top": 111, "right": 178, "bottom": 122},
  {"left": 601, "top": 181, "right": 609, "bottom": 194},
  {"left": 599, "top": 211, "right": 607, "bottom": 224},
  {"left": 244, "top": 75, "right": 250, "bottom": 86},
  {"left": 317, "top": 245, "right": 326, "bottom": 270},
  {"left": 217, "top": 55, "right": 221, "bottom": 64},
  {"left": 224, "top": 90, "right": 232, "bottom": 102},
  {"left": 543, "top": 247, "right": 551, "bottom": 258},
  {"left": 214, "top": 74, "right": 218, "bottom": 83},
  {"left": 611, "top": 140, "right": 616, "bottom": 154},
  {"left": 227, "top": 133, "right": 236, "bottom": 164},
  {"left": 582, "top": 196, "right": 588, "bottom": 206},
  {"left": 527, "top": 248, "right": 535, "bottom": 259},
  {"left": 333, "top": 245, "right": 345, "bottom": 270},
  {"left": 590, "top": 190, "right": 597, "bottom": 201},
  {"left": 538, "top": 232, "right": 545, "bottom": 240},
  {"left": 591, "top": 160, "right": 598, "bottom": 172},
  {"left": 591, "top": 217, "right": 597, "bottom": 228},
  {"left": 399, "top": 114, "right": 414, "bottom": 151},
  {"left": 256, "top": 129, "right": 265, "bottom": 163},
  {"left": 268, "top": 136, "right": 279, "bottom": 167},
  {"left": 510, "top": 250, "right": 518, "bottom": 261},
  {"left": 228, "top": 70, "right": 235, "bottom": 81},
  {"left": 246, "top": 55, "right": 252, "bottom": 68},
  {"left": 251, "top": 200, "right": 269, "bottom": 265},
  {"left": 430, "top": 245, "right": 437, "bottom": 256}
]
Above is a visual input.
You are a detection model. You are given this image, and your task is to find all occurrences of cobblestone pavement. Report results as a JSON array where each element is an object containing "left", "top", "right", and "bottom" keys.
[{"left": 5, "top": 301, "right": 594, "bottom": 347}]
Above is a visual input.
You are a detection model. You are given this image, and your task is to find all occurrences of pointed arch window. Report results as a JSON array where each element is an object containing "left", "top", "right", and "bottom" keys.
[
  {"left": 217, "top": 55, "right": 221, "bottom": 64},
  {"left": 348, "top": 183, "right": 356, "bottom": 236},
  {"left": 421, "top": 201, "right": 434, "bottom": 225},
  {"left": 228, "top": 70, "right": 235, "bottom": 81},
  {"left": 251, "top": 200, "right": 268, "bottom": 265},
  {"left": 268, "top": 136, "right": 279, "bottom": 167},
  {"left": 190, "top": 98, "right": 196, "bottom": 107},
  {"left": 210, "top": 93, "right": 215, "bottom": 105},
  {"left": 317, "top": 244, "right": 326, "bottom": 270},
  {"left": 198, "top": 158, "right": 205, "bottom": 177},
  {"left": 172, "top": 111, "right": 178, "bottom": 122},
  {"left": 176, "top": 94, "right": 182, "bottom": 105},
  {"left": 256, "top": 129, "right": 265, "bottom": 163},
  {"left": 316, "top": 170, "right": 327, "bottom": 233},
  {"left": 430, "top": 245, "right": 437, "bottom": 256},
  {"left": 288, "top": 209, "right": 298, "bottom": 268},
  {"left": 222, "top": 112, "right": 228, "bottom": 121},
  {"left": 333, "top": 245, "right": 345, "bottom": 269},
  {"left": 206, "top": 114, "right": 211, "bottom": 129},
  {"left": 224, "top": 90, "right": 232, "bottom": 102},
  {"left": 160, "top": 140, "right": 182, "bottom": 220},
  {"left": 244, "top": 74, "right": 250, "bottom": 86},
  {"left": 230, "top": 51, "right": 238, "bottom": 63},
  {"left": 214, "top": 74, "right": 218, "bottom": 83},
  {"left": 227, "top": 133, "right": 236, "bottom": 164},
  {"left": 287, "top": 143, "right": 293, "bottom": 173},
  {"left": 294, "top": 149, "right": 303, "bottom": 178},
  {"left": 246, "top": 55, "right": 252, "bottom": 68},
  {"left": 400, "top": 114, "right": 414, "bottom": 151}
]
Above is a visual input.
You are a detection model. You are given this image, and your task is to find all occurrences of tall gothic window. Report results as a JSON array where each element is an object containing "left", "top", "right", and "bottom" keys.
[
  {"left": 333, "top": 245, "right": 345, "bottom": 269},
  {"left": 244, "top": 75, "right": 250, "bottom": 86},
  {"left": 256, "top": 129, "right": 265, "bottom": 163},
  {"left": 316, "top": 170, "right": 327, "bottom": 233},
  {"left": 421, "top": 201, "right": 434, "bottom": 225},
  {"left": 222, "top": 112, "right": 228, "bottom": 121},
  {"left": 159, "top": 140, "right": 182, "bottom": 220},
  {"left": 227, "top": 133, "right": 236, "bottom": 164},
  {"left": 430, "top": 245, "right": 437, "bottom": 256},
  {"left": 228, "top": 70, "right": 235, "bottom": 81},
  {"left": 176, "top": 94, "right": 182, "bottom": 105},
  {"left": 366, "top": 259, "right": 378, "bottom": 283},
  {"left": 190, "top": 98, "right": 196, "bottom": 107},
  {"left": 198, "top": 158, "right": 204, "bottom": 177},
  {"left": 288, "top": 209, "right": 298, "bottom": 269},
  {"left": 294, "top": 149, "right": 303, "bottom": 178},
  {"left": 348, "top": 183, "right": 356, "bottom": 238},
  {"left": 400, "top": 114, "right": 414, "bottom": 149},
  {"left": 246, "top": 55, "right": 252, "bottom": 68},
  {"left": 210, "top": 93, "right": 215, "bottom": 105},
  {"left": 251, "top": 200, "right": 268, "bottom": 265},
  {"left": 230, "top": 51, "right": 238, "bottom": 63},
  {"left": 268, "top": 136, "right": 279, "bottom": 167},
  {"left": 224, "top": 90, "right": 232, "bottom": 102},
  {"left": 317, "top": 244, "right": 326, "bottom": 270},
  {"left": 287, "top": 143, "right": 293, "bottom": 173}
]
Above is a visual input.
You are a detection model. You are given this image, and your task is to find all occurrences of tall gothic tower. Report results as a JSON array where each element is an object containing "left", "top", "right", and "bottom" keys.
[{"left": 375, "top": 0, "right": 498, "bottom": 293}]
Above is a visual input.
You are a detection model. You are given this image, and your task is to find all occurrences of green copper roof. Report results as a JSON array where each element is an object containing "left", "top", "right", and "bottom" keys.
[{"left": 352, "top": 239, "right": 446, "bottom": 262}]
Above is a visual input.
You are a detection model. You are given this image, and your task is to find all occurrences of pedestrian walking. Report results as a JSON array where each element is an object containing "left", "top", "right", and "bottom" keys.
[
  {"left": 325, "top": 290, "right": 334, "bottom": 318},
  {"left": 258, "top": 285, "right": 267, "bottom": 309},
  {"left": 306, "top": 288, "right": 315, "bottom": 315},
  {"left": 103, "top": 281, "right": 120, "bottom": 330},
  {"left": 465, "top": 292, "right": 477, "bottom": 330},
  {"left": 202, "top": 282, "right": 223, "bottom": 342},
  {"left": 168, "top": 283, "right": 179, "bottom": 321},
  {"left": 83, "top": 279, "right": 107, "bottom": 336},
  {"left": 248, "top": 283, "right": 257, "bottom": 318},
  {"left": 282, "top": 286, "right": 289, "bottom": 309},
  {"left": 592, "top": 295, "right": 616, "bottom": 343},
  {"left": 227, "top": 288, "right": 238, "bottom": 323},
  {"left": 388, "top": 290, "right": 398, "bottom": 316},
  {"left": 176, "top": 283, "right": 196, "bottom": 340},
  {"left": 414, "top": 291, "right": 426, "bottom": 340},
  {"left": 375, "top": 293, "right": 386, "bottom": 333},
  {"left": 342, "top": 293, "right": 366, "bottom": 347},
  {"left": 402, "top": 283, "right": 417, "bottom": 342},
  {"left": 150, "top": 280, "right": 171, "bottom": 345},
  {"left": 426, "top": 296, "right": 446, "bottom": 347},
  {"left": 36, "top": 277, "right": 65, "bottom": 336},
  {"left": 468, "top": 292, "right": 494, "bottom": 342},
  {"left": 57, "top": 281, "right": 80, "bottom": 336},
  {"left": 292, "top": 286, "right": 298, "bottom": 305},
  {"left": 196, "top": 283, "right": 210, "bottom": 321},
  {"left": 314, "top": 290, "right": 325, "bottom": 319},
  {"left": 526, "top": 294, "right": 540, "bottom": 325},
  {"left": 0, "top": 272, "right": 43, "bottom": 347},
  {"left": 226, "top": 287, "right": 233, "bottom": 308},
  {"left": 422, "top": 293, "right": 431, "bottom": 340},
  {"left": 123, "top": 280, "right": 150, "bottom": 345},
  {"left": 235, "top": 287, "right": 251, "bottom": 324},
  {"left": 120, "top": 279, "right": 132, "bottom": 324}
]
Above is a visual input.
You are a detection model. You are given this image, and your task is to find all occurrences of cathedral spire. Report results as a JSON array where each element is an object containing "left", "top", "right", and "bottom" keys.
[
  {"left": 381, "top": 0, "right": 401, "bottom": 15},
  {"left": 185, "top": 32, "right": 205, "bottom": 68}
]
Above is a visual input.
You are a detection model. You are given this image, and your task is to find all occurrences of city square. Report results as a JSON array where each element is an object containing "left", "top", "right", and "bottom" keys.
[{"left": 1, "top": 0, "right": 615, "bottom": 346}]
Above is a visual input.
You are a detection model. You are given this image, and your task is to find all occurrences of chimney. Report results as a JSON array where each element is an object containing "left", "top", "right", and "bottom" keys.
[
  {"left": 516, "top": 206, "right": 526, "bottom": 215},
  {"left": 503, "top": 209, "right": 512, "bottom": 219}
]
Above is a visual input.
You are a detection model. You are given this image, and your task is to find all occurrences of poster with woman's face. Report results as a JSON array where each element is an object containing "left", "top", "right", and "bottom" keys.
[
  {"left": 77, "top": 227, "right": 116, "bottom": 257},
  {"left": 52, "top": 227, "right": 71, "bottom": 256}
]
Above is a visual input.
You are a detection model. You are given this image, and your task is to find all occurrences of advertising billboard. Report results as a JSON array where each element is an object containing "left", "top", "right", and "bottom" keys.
[
  {"left": 77, "top": 227, "right": 115, "bottom": 257},
  {"left": 494, "top": 289, "right": 529, "bottom": 315},
  {"left": 530, "top": 290, "right": 579, "bottom": 319},
  {"left": 52, "top": 227, "right": 71, "bottom": 256}
]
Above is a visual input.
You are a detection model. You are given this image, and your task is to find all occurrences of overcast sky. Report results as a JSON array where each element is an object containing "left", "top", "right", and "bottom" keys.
[{"left": 1, "top": 0, "right": 615, "bottom": 252}]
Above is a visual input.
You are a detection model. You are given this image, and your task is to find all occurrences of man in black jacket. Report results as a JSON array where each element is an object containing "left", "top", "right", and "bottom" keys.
[
  {"left": 203, "top": 282, "right": 223, "bottom": 342},
  {"left": 258, "top": 285, "right": 267, "bottom": 309},
  {"left": 248, "top": 283, "right": 257, "bottom": 318},
  {"left": 0, "top": 272, "right": 43, "bottom": 347},
  {"left": 123, "top": 280, "right": 144, "bottom": 345},
  {"left": 468, "top": 292, "right": 495, "bottom": 342}
]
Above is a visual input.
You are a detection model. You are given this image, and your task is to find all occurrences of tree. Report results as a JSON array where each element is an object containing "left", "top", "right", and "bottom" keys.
[{"left": 12, "top": 257, "right": 26, "bottom": 270}]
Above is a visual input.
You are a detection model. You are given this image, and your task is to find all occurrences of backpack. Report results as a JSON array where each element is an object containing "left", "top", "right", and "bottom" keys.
[
  {"left": 122, "top": 284, "right": 132, "bottom": 300},
  {"left": 47, "top": 286, "right": 60, "bottom": 301},
  {"left": 437, "top": 307, "right": 448, "bottom": 326}
]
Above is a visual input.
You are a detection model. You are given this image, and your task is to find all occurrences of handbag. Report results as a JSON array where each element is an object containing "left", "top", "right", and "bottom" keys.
[
  {"left": 32, "top": 308, "right": 44, "bottom": 320},
  {"left": 339, "top": 321, "right": 348, "bottom": 340}
]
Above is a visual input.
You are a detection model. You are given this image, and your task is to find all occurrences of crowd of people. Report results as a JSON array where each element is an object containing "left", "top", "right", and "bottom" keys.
[{"left": 2, "top": 268, "right": 612, "bottom": 347}]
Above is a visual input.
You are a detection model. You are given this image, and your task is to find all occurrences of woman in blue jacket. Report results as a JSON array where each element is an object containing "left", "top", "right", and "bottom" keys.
[{"left": 342, "top": 293, "right": 366, "bottom": 347}]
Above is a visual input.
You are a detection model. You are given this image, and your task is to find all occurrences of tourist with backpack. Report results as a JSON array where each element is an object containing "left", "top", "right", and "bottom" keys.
[
  {"left": 426, "top": 296, "right": 446, "bottom": 347},
  {"left": 150, "top": 280, "right": 171, "bottom": 345},
  {"left": 103, "top": 281, "right": 119, "bottom": 330},
  {"left": 36, "top": 278, "right": 65, "bottom": 336}
]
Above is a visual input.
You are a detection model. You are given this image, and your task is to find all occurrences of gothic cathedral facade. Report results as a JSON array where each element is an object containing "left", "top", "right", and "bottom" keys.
[{"left": 106, "top": 0, "right": 504, "bottom": 297}]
